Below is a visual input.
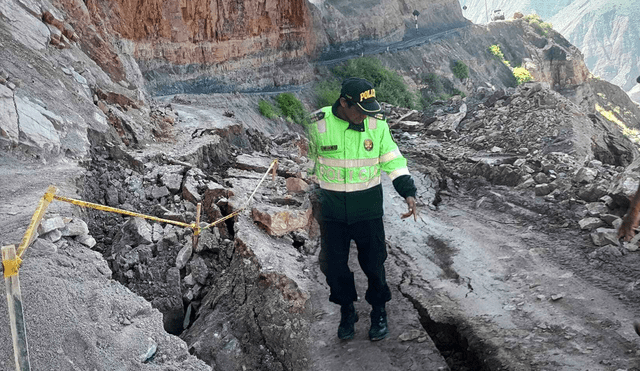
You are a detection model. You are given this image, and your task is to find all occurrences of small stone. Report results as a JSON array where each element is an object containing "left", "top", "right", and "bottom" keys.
[
  {"left": 42, "top": 228, "right": 62, "bottom": 242},
  {"left": 624, "top": 242, "right": 639, "bottom": 252},
  {"left": 551, "top": 293, "right": 564, "bottom": 301},
  {"left": 398, "top": 329, "right": 425, "bottom": 342},
  {"left": 535, "top": 183, "right": 552, "bottom": 196},
  {"left": 533, "top": 172, "right": 549, "bottom": 184},
  {"left": 140, "top": 340, "right": 157, "bottom": 363},
  {"left": 590, "top": 228, "right": 619, "bottom": 246},
  {"left": 578, "top": 217, "right": 605, "bottom": 230},
  {"left": 286, "top": 177, "right": 309, "bottom": 194},
  {"left": 175, "top": 243, "right": 193, "bottom": 270},
  {"left": 575, "top": 167, "right": 598, "bottom": 183},
  {"left": 76, "top": 234, "right": 96, "bottom": 248},
  {"left": 31, "top": 238, "right": 58, "bottom": 254},
  {"left": 61, "top": 218, "right": 89, "bottom": 236}
]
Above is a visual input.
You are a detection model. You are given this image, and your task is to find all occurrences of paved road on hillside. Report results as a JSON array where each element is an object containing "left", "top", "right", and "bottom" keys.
[{"left": 315, "top": 24, "right": 472, "bottom": 67}]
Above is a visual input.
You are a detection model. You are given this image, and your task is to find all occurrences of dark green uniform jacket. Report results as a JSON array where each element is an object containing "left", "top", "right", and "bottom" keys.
[{"left": 308, "top": 101, "right": 417, "bottom": 224}]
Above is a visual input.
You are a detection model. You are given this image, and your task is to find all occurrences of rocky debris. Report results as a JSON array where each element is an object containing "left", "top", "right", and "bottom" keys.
[
  {"left": 251, "top": 205, "right": 314, "bottom": 237},
  {"left": 34, "top": 216, "right": 97, "bottom": 248},
  {"left": 78, "top": 126, "right": 319, "bottom": 370},
  {"left": 578, "top": 217, "right": 606, "bottom": 230},
  {"left": 41, "top": 9, "right": 78, "bottom": 46},
  {"left": 384, "top": 80, "right": 640, "bottom": 258},
  {"left": 0, "top": 219, "right": 210, "bottom": 371},
  {"left": 286, "top": 177, "right": 310, "bottom": 194}
]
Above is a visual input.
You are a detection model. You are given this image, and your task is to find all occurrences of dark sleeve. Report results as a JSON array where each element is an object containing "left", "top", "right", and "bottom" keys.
[{"left": 392, "top": 174, "right": 417, "bottom": 199}]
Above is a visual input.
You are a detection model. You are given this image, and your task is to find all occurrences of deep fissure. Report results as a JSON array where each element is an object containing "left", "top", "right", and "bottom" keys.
[{"left": 402, "top": 291, "right": 499, "bottom": 371}]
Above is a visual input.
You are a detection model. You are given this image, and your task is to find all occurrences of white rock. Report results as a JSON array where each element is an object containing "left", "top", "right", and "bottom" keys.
[
  {"left": 76, "top": 234, "right": 97, "bottom": 248},
  {"left": 0, "top": 85, "right": 19, "bottom": 144},
  {"left": 578, "top": 217, "right": 605, "bottom": 230},
  {"left": 61, "top": 218, "right": 89, "bottom": 236},
  {"left": 38, "top": 216, "right": 65, "bottom": 234},
  {"left": 0, "top": 1, "right": 49, "bottom": 50},
  {"left": 15, "top": 96, "right": 61, "bottom": 152}
]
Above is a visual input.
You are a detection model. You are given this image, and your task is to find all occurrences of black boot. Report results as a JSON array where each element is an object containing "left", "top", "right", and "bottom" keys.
[
  {"left": 369, "top": 305, "right": 388, "bottom": 341},
  {"left": 337, "top": 303, "right": 359, "bottom": 340}
]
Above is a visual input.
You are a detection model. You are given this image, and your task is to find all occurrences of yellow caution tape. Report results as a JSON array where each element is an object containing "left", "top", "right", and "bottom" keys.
[
  {"left": 2, "top": 257, "right": 22, "bottom": 278},
  {"left": 201, "top": 159, "right": 278, "bottom": 232},
  {"left": 52, "top": 195, "right": 194, "bottom": 229},
  {"left": 10, "top": 158, "right": 279, "bottom": 268}
]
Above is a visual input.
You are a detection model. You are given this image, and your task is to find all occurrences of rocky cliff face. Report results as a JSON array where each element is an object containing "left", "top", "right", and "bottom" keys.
[
  {"left": 460, "top": 0, "right": 640, "bottom": 102},
  {"left": 312, "top": 0, "right": 469, "bottom": 47},
  {"left": 49, "top": 0, "right": 468, "bottom": 95},
  {"left": 78, "top": 0, "right": 317, "bottom": 93}
]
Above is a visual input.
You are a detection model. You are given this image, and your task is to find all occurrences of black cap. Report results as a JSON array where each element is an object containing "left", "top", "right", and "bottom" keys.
[{"left": 340, "top": 78, "right": 382, "bottom": 118}]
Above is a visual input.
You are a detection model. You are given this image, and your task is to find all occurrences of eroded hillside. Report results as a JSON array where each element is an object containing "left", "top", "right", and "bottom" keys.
[{"left": 4, "top": 0, "right": 640, "bottom": 370}]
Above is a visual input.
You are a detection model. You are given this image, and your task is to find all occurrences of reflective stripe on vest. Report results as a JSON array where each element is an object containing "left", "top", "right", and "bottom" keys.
[
  {"left": 318, "top": 157, "right": 379, "bottom": 167},
  {"left": 367, "top": 116, "right": 377, "bottom": 130},
  {"left": 316, "top": 162, "right": 381, "bottom": 183},
  {"left": 380, "top": 148, "right": 401, "bottom": 163},
  {"left": 319, "top": 176, "right": 381, "bottom": 192},
  {"left": 388, "top": 167, "right": 410, "bottom": 180}
]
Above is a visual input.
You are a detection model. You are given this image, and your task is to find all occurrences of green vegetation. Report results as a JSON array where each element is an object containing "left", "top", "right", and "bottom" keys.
[
  {"left": 451, "top": 60, "right": 469, "bottom": 80},
  {"left": 313, "top": 79, "right": 341, "bottom": 108},
  {"left": 513, "top": 67, "right": 533, "bottom": 85},
  {"left": 276, "top": 93, "right": 308, "bottom": 125},
  {"left": 258, "top": 93, "right": 310, "bottom": 125},
  {"left": 596, "top": 103, "right": 640, "bottom": 146},
  {"left": 489, "top": 44, "right": 533, "bottom": 85},
  {"left": 419, "top": 72, "right": 465, "bottom": 107},
  {"left": 489, "top": 44, "right": 510, "bottom": 66},
  {"left": 331, "top": 57, "right": 418, "bottom": 109},
  {"left": 523, "top": 13, "right": 553, "bottom": 36},
  {"left": 489, "top": 45, "right": 505, "bottom": 61},
  {"left": 258, "top": 99, "right": 280, "bottom": 119}
]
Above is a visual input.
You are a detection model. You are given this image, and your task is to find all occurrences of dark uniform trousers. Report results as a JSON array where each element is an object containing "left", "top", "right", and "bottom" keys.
[{"left": 318, "top": 218, "right": 392, "bottom": 306}]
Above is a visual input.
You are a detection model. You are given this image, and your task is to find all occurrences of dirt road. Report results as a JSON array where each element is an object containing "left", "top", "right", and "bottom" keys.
[
  {"left": 384, "top": 174, "right": 640, "bottom": 370},
  {"left": 4, "top": 98, "right": 640, "bottom": 370}
]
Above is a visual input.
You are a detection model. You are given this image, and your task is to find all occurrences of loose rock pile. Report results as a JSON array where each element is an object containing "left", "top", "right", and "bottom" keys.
[
  {"left": 387, "top": 81, "right": 639, "bottom": 257},
  {"left": 6, "top": 214, "right": 210, "bottom": 370},
  {"left": 81, "top": 123, "right": 315, "bottom": 370}
]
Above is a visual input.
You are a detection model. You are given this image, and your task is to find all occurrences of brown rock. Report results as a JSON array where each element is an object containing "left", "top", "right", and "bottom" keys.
[
  {"left": 182, "top": 175, "right": 201, "bottom": 205},
  {"left": 62, "top": 24, "right": 78, "bottom": 42},
  {"left": 96, "top": 89, "right": 140, "bottom": 109},
  {"left": 251, "top": 206, "right": 312, "bottom": 237},
  {"left": 203, "top": 182, "right": 233, "bottom": 208},
  {"left": 285, "top": 177, "right": 309, "bottom": 194},
  {"left": 42, "top": 10, "right": 64, "bottom": 30},
  {"left": 47, "top": 24, "right": 62, "bottom": 45}
]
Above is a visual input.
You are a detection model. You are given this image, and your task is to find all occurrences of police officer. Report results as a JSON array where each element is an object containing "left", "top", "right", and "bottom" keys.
[{"left": 307, "top": 77, "right": 418, "bottom": 341}]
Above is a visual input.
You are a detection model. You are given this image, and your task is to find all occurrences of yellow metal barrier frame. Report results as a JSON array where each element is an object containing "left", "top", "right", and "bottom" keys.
[
  {"left": 2, "top": 158, "right": 278, "bottom": 371},
  {"left": 4, "top": 158, "right": 279, "bottom": 277}
]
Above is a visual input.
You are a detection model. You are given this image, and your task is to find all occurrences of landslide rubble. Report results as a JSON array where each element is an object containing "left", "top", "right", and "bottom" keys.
[
  {"left": 0, "top": 215, "right": 211, "bottom": 370},
  {"left": 387, "top": 80, "right": 640, "bottom": 313},
  {"left": 79, "top": 118, "right": 317, "bottom": 370},
  {"left": 391, "top": 80, "right": 639, "bottom": 230}
]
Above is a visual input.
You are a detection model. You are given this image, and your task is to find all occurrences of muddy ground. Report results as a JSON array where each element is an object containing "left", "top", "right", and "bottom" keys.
[{"left": 3, "top": 94, "right": 640, "bottom": 371}]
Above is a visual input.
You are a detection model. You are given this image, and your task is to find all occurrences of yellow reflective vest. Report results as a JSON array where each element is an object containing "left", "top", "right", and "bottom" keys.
[{"left": 307, "top": 104, "right": 416, "bottom": 224}]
